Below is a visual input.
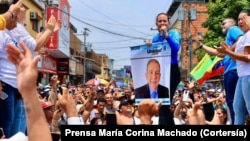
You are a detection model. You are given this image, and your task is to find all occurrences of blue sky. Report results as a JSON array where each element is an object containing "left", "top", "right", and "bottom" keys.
[{"left": 69, "top": 0, "right": 173, "bottom": 70}]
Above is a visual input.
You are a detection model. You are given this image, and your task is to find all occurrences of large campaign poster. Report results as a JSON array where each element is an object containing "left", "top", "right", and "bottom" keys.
[{"left": 130, "top": 42, "right": 171, "bottom": 105}]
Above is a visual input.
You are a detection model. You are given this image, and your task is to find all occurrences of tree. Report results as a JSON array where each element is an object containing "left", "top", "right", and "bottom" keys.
[{"left": 194, "top": 0, "right": 250, "bottom": 61}]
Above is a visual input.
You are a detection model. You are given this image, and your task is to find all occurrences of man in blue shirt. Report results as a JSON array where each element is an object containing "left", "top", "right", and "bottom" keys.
[{"left": 198, "top": 18, "right": 243, "bottom": 124}]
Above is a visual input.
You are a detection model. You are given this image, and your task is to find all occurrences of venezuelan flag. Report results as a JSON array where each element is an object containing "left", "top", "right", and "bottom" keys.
[
  {"left": 190, "top": 53, "right": 213, "bottom": 85},
  {"left": 197, "top": 56, "right": 224, "bottom": 85}
]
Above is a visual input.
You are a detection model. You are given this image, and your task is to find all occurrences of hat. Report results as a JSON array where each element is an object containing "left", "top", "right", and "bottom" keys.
[
  {"left": 119, "top": 99, "right": 134, "bottom": 109},
  {"left": 40, "top": 101, "right": 54, "bottom": 109}
]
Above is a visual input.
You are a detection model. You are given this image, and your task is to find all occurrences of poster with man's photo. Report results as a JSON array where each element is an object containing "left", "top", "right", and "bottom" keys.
[{"left": 130, "top": 42, "right": 171, "bottom": 105}]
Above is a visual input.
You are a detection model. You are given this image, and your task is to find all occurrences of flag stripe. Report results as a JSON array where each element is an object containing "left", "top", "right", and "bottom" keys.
[
  {"left": 197, "top": 58, "right": 224, "bottom": 85},
  {"left": 206, "top": 56, "right": 223, "bottom": 72},
  {"left": 190, "top": 54, "right": 224, "bottom": 85},
  {"left": 197, "top": 65, "right": 224, "bottom": 85},
  {"left": 190, "top": 53, "right": 213, "bottom": 81}
]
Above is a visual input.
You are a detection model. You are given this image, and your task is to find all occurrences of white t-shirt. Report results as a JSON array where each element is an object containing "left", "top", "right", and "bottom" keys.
[
  {"left": 67, "top": 117, "right": 84, "bottom": 125},
  {"left": 235, "top": 31, "right": 250, "bottom": 77},
  {"left": 173, "top": 117, "right": 185, "bottom": 125},
  {"left": 1, "top": 132, "right": 27, "bottom": 141},
  {"left": 0, "top": 24, "right": 36, "bottom": 88}
]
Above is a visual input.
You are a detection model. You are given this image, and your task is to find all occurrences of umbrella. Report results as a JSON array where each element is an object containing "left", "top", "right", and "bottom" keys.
[
  {"left": 85, "top": 78, "right": 109, "bottom": 86},
  {"left": 99, "top": 79, "right": 109, "bottom": 85}
]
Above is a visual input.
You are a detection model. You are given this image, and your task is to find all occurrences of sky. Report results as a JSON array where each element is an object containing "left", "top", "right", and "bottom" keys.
[{"left": 69, "top": 0, "right": 173, "bottom": 70}]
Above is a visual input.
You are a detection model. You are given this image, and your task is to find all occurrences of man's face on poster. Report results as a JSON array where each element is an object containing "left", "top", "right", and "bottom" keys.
[{"left": 145, "top": 61, "right": 161, "bottom": 90}]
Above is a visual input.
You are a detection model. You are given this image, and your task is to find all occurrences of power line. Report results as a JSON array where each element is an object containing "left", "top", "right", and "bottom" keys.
[
  {"left": 56, "top": 7, "right": 149, "bottom": 40},
  {"left": 73, "top": 16, "right": 153, "bottom": 27},
  {"left": 79, "top": 0, "right": 152, "bottom": 36}
]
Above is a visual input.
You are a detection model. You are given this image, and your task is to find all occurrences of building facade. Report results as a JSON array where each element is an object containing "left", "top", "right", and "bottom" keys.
[
  {"left": 96, "top": 54, "right": 111, "bottom": 81},
  {"left": 167, "top": 0, "right": 209, "bottom": 80},
  {"left": 69, "top": 23, "right": 84, "bottom": 85},
  {"left": 23, "top": 0, "right": 110, "bottom": 86}
]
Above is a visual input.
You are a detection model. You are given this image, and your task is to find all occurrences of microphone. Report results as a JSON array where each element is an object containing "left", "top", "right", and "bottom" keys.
[{"left": 159, "top": 30, "right": 164, "bottom": 36}]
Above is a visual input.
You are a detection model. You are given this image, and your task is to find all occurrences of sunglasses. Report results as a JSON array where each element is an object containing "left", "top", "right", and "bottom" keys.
[{"left": 221, "top": 22, "right": 227, "bottom": 26}]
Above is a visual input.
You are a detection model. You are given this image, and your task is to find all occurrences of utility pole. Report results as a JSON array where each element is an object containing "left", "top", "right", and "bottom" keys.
[
  {"left": 187, "top": 5, "right": 192, "bottom": 81},
  {"left": 82, "top": 28, "right": 90, "bottom": 84},
  {"left": 178, "top": 1, "right": 197, "bottom": 81}
]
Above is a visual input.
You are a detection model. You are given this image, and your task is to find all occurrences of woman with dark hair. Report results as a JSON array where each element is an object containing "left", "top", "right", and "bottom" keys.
[
  {"left": 206, "top": 107, "right": 230, "bottom": 125},
  {"left": 216, "top": 9, "right": 250, "bottom": 125},
  {"left": 146, "top": 13, "right": 181, "bottom": 102},
  {"left": 146, "top": 12, "right": 181, "bottom": 125}
]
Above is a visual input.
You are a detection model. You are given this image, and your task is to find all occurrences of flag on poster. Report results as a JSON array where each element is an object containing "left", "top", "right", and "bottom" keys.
[{"left": 130, "top": 42, "right": 171, "bottom": 105}]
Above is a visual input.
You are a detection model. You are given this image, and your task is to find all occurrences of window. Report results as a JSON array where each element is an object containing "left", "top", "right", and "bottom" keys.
[{"left": 31, "top": 20, "right": 40, "bottom": 32}]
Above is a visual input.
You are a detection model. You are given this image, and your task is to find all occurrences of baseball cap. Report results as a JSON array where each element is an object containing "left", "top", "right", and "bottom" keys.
[
  {"left": 40, "top": 101, "right": 54, "bottom": 109},
  {"left": 119, "top": 99, "right": 134, "bottom": 109}
]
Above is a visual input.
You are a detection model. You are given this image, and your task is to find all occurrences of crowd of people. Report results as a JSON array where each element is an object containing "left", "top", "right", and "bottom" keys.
[{"left": 1, "top": 0, "right": 250, "bottom": 141}]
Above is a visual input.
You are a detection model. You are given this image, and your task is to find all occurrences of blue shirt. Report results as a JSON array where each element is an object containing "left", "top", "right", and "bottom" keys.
[
  {"left": 152, "top": 29, "right": 181, "bottom": 64},
  {"left": 223, "top": 26, "right": 243, "bottom": 74}
]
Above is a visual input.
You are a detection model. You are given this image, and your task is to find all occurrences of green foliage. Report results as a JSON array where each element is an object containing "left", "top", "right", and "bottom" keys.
[
  {"left": 193, "top": 48, "right": 206, "bottom": 61},
  {"left": 195, "top": 0, "right": 250, "bottom": 62}
]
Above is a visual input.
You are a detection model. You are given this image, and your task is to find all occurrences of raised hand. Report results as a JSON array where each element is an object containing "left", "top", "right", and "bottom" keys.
[
  {"left": 53, "top": 20, "right": 62, "bottom": 33},
  {"left": 138, "top": 99, "right": 161, "bottom": 124},
  {"left": 216, "top": 41, "right": 229, "bottom": 54},
  {"left": 8, "top": 0, "right": 22, "bottom": 16},
  {"left": 58, "top": 87, "right": 77, "bottom": 118},
  {"left": 145, "top": 39, "right": 152, "bottom": 46},
  {"left": 186, "top": 102, "right": 206, "bottom": 125},
  {"left": 45, "top": 15, "right": 57, "bottom": 33}
]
